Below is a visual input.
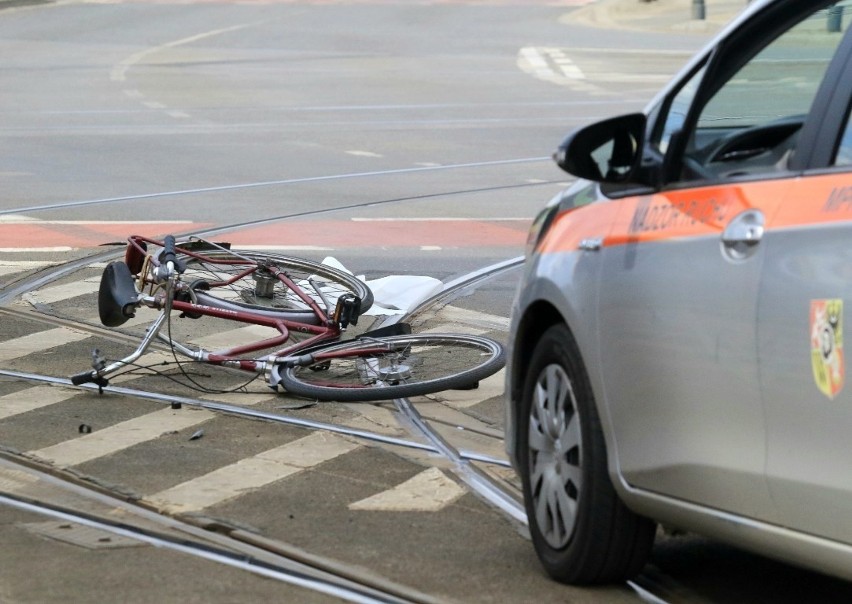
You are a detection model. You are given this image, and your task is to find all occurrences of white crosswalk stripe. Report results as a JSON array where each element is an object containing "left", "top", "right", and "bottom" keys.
[
  {"left": 29, "top": 407, "right": 217, "bottom": 467},
  {"left": 145, "top": 431, "right": 360, "bottom": 513},
  {"left": 22, "top": 277, "right": 101, "bottom": 306},
  {"left": 0, "top": 328, "right": 91, "bottom": 362},
  {"left": 0, "top": 386, "right": 78, "bottom": 421},
  {"left": 349, "top": 467, "right": 464, "bottom": 512},
  {"left": 0, "top": 260, "right": 61, "bottom": 278},
  {"left": 1, "top": 263, "right": 507, "bottom": 513}
]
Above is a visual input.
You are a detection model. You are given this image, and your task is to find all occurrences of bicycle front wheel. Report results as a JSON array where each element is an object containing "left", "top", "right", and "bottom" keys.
[
  {"left": 276, "top": 333, "right": 505, "bottom": 402},
  {"left": 179, "top": 249, "right": 373, "bottom": 324}
]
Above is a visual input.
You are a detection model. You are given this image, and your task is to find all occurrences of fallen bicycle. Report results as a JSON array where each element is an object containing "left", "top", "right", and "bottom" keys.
[{"left": 71, "top": 235, "right": 505, "bottom": 402}]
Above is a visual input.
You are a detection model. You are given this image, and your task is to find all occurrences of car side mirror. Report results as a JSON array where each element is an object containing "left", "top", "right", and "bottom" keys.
[{"left": 553, "top": 113, "right": 647, "bottom": 184}]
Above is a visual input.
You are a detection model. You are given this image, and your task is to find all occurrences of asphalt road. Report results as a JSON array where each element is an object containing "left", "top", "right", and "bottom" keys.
[{"left": 5, "top": 1, "right": 852, "bottom": 603}]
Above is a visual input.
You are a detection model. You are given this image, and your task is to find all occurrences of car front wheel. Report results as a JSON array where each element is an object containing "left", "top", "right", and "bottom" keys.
[{"left": 518, "top": 324, "right": 656, "bottom": 584}]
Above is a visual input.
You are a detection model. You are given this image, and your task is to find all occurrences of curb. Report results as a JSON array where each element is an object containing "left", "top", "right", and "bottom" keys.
[
  {"left": 0, "top": 0, "right": 53, "bottom": 9},
  {"left": 564, "top": 0, "right": 747, "bottom": 34}
]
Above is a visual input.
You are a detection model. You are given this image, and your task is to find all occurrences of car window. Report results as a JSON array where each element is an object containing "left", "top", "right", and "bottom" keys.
[
  {"left": 668, "top": 1, "right": 852, "bottom": 182},
  {"left": 657, "top": 65, "right": 706, "bottom": 155},
  {"left": 835, "top": 106, "right": 852, "bottom": 165}
]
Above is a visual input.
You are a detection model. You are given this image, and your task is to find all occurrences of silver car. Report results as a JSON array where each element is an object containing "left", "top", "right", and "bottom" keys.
[{"left": 505, "top": 0, "right": 852, "bottom": 585}]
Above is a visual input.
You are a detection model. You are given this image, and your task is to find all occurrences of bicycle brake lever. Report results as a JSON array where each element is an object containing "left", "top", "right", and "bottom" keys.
[{"left": 91, "top": 348, "right": 106, "bottom": 371}]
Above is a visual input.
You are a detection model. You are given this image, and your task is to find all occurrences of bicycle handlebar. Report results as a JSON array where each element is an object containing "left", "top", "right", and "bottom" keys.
[
  {"left": 155, "top": 235, "right": 186, "bottom": 279},
  {"left": 71, "top": 370, "right": 109, "bottom": 388},
  {"left": 161, "top": 235, "right": 177, "bottom": 267}
]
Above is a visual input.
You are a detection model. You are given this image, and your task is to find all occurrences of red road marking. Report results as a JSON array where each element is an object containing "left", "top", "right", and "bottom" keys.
[
  {"left": 109, "top": 0, "right": 593, "bottom": 5},
  {"left": 0, "top": 219, "right": 530, "bottom": 250},
  {"left": 0, "top": 223, "right": 211, "bottom": 250}
]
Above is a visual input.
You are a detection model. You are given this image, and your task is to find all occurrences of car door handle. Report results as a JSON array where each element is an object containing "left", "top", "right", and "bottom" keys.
[
  {"left": 721, "top": 209, "right": 764, "bottom": 260},
  {"left": 579, "top": 237, "right": 603, "bottom": 251}
]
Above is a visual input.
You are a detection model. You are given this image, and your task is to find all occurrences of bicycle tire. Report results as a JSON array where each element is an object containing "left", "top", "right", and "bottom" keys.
[
  {"left": 178, "top": 249, "right": 373, "bottom": 324},
  {"left": 276, "top": 333, "right": 505, "bottom": 402}
]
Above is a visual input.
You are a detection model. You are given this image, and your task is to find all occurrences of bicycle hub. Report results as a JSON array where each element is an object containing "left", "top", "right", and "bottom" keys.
[{"left": 252, "top": 271, "right": 277, "bottom": 298}]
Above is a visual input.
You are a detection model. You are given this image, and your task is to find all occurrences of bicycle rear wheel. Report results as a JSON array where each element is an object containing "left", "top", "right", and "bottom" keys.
[
  {"left": 179, "top": 249, "right": 373, "bottom": 324},
  {"left": 276, "top": 333, "right": 505, "bottom": 402}
]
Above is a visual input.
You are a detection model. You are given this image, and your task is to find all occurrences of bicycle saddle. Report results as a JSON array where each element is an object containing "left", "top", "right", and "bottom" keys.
[{"left": 99, "top": 261, "right": 138, "bottom": 327}]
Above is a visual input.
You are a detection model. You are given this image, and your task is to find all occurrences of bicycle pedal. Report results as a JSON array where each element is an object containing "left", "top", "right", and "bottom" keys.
[{"left": 333, "top": 294, "right": 362, "bottom": 328}]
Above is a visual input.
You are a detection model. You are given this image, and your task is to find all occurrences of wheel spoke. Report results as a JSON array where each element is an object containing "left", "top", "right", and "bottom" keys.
[
  {"left": 551, "top": 472, "right": 578, "bottom": 538},
  {"left": 280, "top": 334, "right": 504, "bottom": 402},
  {"left": 527, "top": 421, "right": 548, "bottom": 455},
  {"left": 557, "top": 411, "right": 581, "bottom": 457},
  {"left": 556, "top": 455, "right": 582, "bottom": 492},
  {"left": 179, "top": 249, "right": 373, "bottom": 317}
]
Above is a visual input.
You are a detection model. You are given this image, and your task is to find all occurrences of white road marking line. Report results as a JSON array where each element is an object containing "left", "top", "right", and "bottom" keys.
[
  {"left": 120, "top": 312, "right": 158, "bottom": 328},
  {"left": 0, "top": 248, "right": 73, "bottom": 253},
  {"left": 519, "top": 46, "right": 547, "bottom": 69},
  {"left": 0, "top": 214, "right": 39, "bottom": 222},
  {"left": 550, "top": 46, "right": 695, "bottom": 56},
  {"left": 0, "top": 260, "right": 60, "bottom": 277},
  {"left": 22, "top": 276, "right": 101, "bottom": 306},
  {"left": 517, "top": 46, "right": 604, "bottom": 93},
  {"left": 349, "top": 467, "right": 465, "bottom": 512},
  {"left": 0, "top": 387, "right": 79, "bottom": 421},
  {"left": 29, "top": 407, "right": 216, "bottom": 467},
  {"left": 189, "top": 324, "right": 282, "bottom": 351},
  {"left": 145, "top": 431, "right": 360, "bottom": 514},
  {"left": 111, "top": 23, "right": 258, "bottom": 83},
  {"left": 346, "top": 150, "right": 384, "bottom": 158},
  {"left": 0, "top": 328, "right": 91, "bottom": 362}
]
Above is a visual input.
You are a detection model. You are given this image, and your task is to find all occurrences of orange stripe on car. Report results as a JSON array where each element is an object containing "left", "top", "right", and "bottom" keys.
[
  {"left": 771, "top": 174, "right": 852, "bottom": 228},
  {"left": 537, "top": 179, "right": 810, "bottom": 253}
]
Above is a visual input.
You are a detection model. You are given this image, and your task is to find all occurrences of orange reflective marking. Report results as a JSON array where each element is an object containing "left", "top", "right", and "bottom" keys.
[
  {"left": 770, "top": 173, "right": 852, "bottom": 229},
  {"left": 537, "top": 202, "right": 620, "bottom": 254},
  {"left": 608, "top": 180, "right": 789, "bottom": 247},
  {"left": 538, "top": 179, "right": 793, "bottom": 254}
]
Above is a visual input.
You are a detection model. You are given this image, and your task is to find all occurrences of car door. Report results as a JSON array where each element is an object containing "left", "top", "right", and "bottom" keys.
[
  {"left": 597, "top": 0, "right": 850, "bottom": 521},
  {"left": 757, "top": 30, "right": 852, "bottom": 541},
  {"left": 598, "top": 183, "right": 781, "bottom": 519}
]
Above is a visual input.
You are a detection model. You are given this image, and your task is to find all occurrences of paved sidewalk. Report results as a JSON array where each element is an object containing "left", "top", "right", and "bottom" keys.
[{"left": 568, "top": 0, "right": 752, "bottom": 34}]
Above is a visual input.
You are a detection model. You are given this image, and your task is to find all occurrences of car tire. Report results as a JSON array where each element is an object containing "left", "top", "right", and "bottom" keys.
[{"left": 518, "top": 324, "right": 656, "bottom": 584}]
